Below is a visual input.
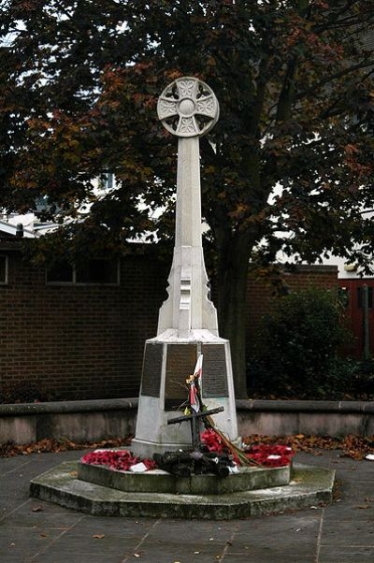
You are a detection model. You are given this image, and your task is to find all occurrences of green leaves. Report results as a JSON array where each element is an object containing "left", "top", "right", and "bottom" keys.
[{"left": 249, "top": 287, "right": 354, "bottom": 399}]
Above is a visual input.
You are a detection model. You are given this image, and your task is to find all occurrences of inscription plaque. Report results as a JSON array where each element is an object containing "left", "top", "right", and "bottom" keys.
[
  {"left": 165, "top": 344, "right": 197, "bottom": 404},
  {"left": 140, "top": 343, "right": 163, "bottom": 397},
  {"left": 201, "top": 344, "right": 228, "bottom": 397}
]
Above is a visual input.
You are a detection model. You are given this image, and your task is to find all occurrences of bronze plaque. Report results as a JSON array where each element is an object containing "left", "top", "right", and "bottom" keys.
[
  {"left": 165, "top": 344, "right": 197, "bottom": 403},
  {"left": 202, "top": 344, "right": 228, "bottom": 397},
  {"left": 140, "top": 343, "right": 163, "bottom": 397}
]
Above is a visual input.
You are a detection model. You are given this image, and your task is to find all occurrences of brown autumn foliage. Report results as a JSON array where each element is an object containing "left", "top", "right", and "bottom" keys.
[
  {"left": 2, "top": 2, "right": 374, "bottom": 398},
  {"left": 1, "top": 433, "right": 373, "bottom": 461}
]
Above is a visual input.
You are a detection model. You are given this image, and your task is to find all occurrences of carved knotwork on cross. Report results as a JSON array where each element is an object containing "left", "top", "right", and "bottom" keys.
[{"left": 157, "top": 77, "right": 219, "bottom": 138}]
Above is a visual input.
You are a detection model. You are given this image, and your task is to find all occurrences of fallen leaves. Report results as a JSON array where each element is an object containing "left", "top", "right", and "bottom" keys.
[
  {"left": 242, "top": 433, "right": 374, "bottom": 461},
  {"left": 2, "top": 433, "right": 374, "bottom": 461},
  {"left": 0, "top": 436, "right": 133, "bottom": 458}
]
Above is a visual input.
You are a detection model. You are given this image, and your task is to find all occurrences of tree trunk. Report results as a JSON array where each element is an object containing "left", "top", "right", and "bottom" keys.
[{"left": 216, "top": 233, "right": 252, "bottom": 399}]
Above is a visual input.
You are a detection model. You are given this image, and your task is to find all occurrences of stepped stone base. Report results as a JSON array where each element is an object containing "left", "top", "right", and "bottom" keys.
[
  {"left": 30, "top": 461, "right": 335, "bottom": 520},
  {"left": 77, "top": 461, "right": 291, "bottom": 495}
]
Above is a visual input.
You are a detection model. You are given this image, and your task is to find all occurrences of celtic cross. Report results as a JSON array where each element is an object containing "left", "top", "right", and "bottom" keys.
[
  {"left": 156, "top": 77, "right": 220, "bottom": 337},
  {"left": 157, "top": 76, "right": 219, "bottom": 138}
]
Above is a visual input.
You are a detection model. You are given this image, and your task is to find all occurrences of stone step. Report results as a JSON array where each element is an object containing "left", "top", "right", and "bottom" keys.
[
  {"left": 78, "top": 461, "right": 291, "bottom": 495},
  {"left": 30, "top": 461, "right": 335, "bottom": 520}
]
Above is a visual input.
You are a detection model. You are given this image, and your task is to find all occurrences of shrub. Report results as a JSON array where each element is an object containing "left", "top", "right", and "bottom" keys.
[
  {"left": 247, "top": 286, "right": 354, "bottom": 399},
  {"left": 0, "top": 381, "right": 61, "bottom": 404}
]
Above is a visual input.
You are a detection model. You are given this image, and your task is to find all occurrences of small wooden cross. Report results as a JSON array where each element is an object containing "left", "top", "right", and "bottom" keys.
[{"left": 167, "top": 406, "right": 224, "bottom": 450}]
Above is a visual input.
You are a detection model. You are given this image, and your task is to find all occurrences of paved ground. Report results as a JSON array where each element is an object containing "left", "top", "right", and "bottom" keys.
[{"left": 1, "top": 448, "right": 374, "bottom": 563}]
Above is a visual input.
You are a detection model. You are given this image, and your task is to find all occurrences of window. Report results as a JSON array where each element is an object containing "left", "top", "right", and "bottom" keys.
[
  {"left": 47, "top": 261, "right": 73, "bottom": 283},
  {"left": 0, "top": 255, "right": 7, "bottom": 284},
  {"left": 46, "top": 258, "right": 119, "bottom": 285},
  {"left": 99, "top": 172, "right": 114, "bottom": 191},
  {"left": 76, "top": 259, "right": 118, "bottom": 284}
]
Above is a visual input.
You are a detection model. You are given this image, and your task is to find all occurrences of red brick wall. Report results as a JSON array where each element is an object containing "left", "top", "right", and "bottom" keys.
[
  {"left": 0, "top": 250, "right": 338, "bottom": 401},
  {"left": 0, "top": 250, "right": 168, "bottom": 401}
]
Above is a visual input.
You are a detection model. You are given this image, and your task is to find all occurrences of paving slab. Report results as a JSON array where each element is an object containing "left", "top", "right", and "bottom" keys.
[{"left": 0, "top": 449, "right": 374, "bottom": 562}]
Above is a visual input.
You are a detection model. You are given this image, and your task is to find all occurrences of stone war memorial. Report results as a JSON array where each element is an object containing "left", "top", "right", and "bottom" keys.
[
  {"left": 132, "top": 76, "right": 238, "bottom": 458},
  {"left": 30, "top": 78, "right": 336, "bottom": 519}
]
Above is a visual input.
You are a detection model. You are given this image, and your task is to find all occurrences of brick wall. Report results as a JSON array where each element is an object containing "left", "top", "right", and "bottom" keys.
[
  {"left": 0, "top": 248, "right": 338, "bottom": 401},
  {"left": 0, "top": 248, "right": 168, "bottom": 401}
]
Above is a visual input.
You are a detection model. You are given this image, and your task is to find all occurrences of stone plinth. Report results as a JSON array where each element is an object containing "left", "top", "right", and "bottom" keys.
[
  {"left": 78, "top": 459, "right": 291, "bottom": 495},
  {"left": 132, "top": 331, "right": 238, "bottom": 458}
]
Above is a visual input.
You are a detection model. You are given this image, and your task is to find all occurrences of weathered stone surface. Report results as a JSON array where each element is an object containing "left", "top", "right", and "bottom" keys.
[
  {"left": 30, "top": 461, "right": 335, "bottom": 520},
  {"left": 133, "top": 78, "right": 238, "bottom": 456},
  {"left": 77, "top": 461, "right": 291, "bottom": 495}
]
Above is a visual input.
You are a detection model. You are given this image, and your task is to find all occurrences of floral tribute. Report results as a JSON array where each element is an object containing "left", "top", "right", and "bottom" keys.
[
  {"left": 81, "top": 450, "right": 156, "bottom": 471},
  {"left": 201, "top": 429, "right": 294, "bottom": 468},
  {"left": 81, "top": 431, "right": 294, "bottom": 472},
  {"left": 243, "top": 443, "right": 294, "bottom": 467}
]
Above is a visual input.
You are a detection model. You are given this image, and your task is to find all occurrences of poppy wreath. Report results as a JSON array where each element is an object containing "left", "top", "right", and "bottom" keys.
[
  {"left": 200, "top": 429, "right": 294, "bottom": 468},
  {"left": 81, "top": 450, "right": 156, "bottom": 471}
]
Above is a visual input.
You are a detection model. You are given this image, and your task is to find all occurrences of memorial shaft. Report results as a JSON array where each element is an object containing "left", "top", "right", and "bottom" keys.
[
  {"left": 132, "top": 77, "right": 238, "bottom": 457},
  {"left": 157, "top": 78, "right": 219, "bottom": 337}
]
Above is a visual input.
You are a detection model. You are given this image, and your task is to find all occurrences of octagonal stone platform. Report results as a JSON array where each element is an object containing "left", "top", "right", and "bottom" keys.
[
  {"left": 77, "top": 460, "right": 291, "bottom": 495},
  {"left": 29, "top": 461, "right": 335, "bottom": 520}
]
